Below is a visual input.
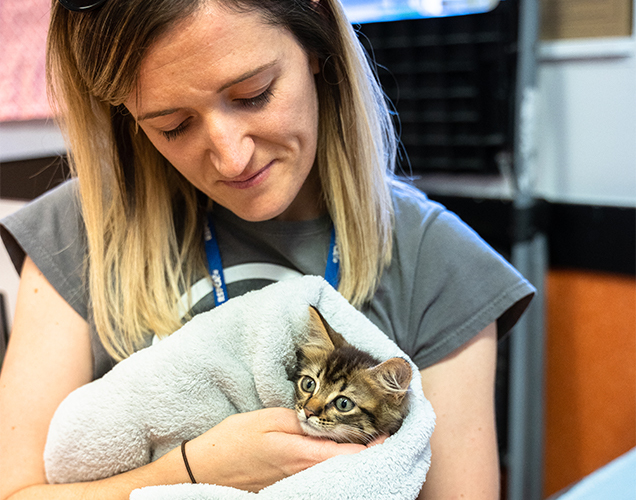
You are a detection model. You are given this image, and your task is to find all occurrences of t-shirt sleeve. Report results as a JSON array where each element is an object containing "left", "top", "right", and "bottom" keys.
[
  {"left": 407, "top": 207, "right": 535, "bottom": 369},
  {"left": 0, "top": 180, "right": 88, "bottom": 321},
  {"left": 0, "top": 180, "right": 118, "bottom": 380}
]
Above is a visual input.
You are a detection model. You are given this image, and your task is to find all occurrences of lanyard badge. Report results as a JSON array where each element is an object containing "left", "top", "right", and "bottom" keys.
[
  {"left": 203, "top": 216, "right": 229, "bottom": 306},
  {"left": 324, "top": 227, "right": 340, "bottom": 289},
  {"left": 204, "top": 216, "right": 340, "bottom": 307}
]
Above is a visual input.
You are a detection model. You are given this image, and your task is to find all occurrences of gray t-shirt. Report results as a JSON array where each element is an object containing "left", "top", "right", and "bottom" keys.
[{"left": 1, "top": 179, "right": 534, "bottom": 379}]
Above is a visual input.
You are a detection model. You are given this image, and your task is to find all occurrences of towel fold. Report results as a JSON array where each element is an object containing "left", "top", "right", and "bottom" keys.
[{"left": 44, "top": 276, "right": 435, "bottom": 499}]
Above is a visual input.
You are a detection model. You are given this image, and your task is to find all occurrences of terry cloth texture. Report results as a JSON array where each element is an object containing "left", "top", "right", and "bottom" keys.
[{"left": 44, "top": 276, "right": 435, "bottom": 499}]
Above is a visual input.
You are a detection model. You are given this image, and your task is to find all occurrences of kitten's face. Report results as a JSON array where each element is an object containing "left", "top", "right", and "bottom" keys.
[{"left": 293, "top": 307, "right": 412, "bottom": 445}]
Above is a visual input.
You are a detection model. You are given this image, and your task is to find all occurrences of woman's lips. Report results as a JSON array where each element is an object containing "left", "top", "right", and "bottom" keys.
[{"left": 222, "top": 162, "right": 273, "bottom": 190}]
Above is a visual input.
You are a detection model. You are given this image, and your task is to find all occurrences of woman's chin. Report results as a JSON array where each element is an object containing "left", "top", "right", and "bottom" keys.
[{"left": 214, "top": 200, "right": 289, "bottom": 222}]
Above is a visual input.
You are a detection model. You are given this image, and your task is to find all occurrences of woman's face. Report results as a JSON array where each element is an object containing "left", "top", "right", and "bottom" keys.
[{"left": 126, "top": 4, "right": 322, "bottom": 221}]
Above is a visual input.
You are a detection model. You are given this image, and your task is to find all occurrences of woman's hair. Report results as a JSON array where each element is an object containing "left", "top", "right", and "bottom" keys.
[{"left": 47, "top": 0, "right": 397, "bottom": 361}]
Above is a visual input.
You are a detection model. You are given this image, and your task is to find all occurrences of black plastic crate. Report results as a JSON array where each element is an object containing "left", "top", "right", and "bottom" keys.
[{"left": 357, "top": 1, "right": 518, "bottom": 174}]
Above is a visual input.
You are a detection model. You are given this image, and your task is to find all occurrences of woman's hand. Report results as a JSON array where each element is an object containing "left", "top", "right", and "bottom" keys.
[{"left": 181, "top": 407, "right": 369, "bottom": 491}]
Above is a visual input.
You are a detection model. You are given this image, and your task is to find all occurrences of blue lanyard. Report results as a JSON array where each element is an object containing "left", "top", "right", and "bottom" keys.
[{"left": 204, "top": 214, "right": 340, "bottom": 307}]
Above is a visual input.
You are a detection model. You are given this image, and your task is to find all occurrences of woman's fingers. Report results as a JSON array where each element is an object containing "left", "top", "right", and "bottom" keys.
[
  {"left": 367, "top": 434, "right": 388, "bottom": 447},
  {"left": 184, "top": 408, "right": 369, "bottom": 491}
]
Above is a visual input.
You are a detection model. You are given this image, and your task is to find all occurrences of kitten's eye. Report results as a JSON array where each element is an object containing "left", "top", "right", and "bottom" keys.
[
  {"left": 334, "top": 396, "right": 355, "bottom": 412},
  {"left": 300, "top": 376, "right": 316, "bottom": 393}
]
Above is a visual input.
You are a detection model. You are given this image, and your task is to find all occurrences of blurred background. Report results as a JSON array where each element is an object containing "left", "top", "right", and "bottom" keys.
[{"left": 1, "top": 1, "right": 634, "bottom": 499}]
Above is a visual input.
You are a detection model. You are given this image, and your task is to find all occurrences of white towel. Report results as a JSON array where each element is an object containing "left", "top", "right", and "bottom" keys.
[{"left": 44, "top": 275, "right": 435, "bottom": 499}]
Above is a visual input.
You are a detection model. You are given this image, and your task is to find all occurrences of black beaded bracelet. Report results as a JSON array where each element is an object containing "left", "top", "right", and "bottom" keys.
[{"left": 181, "top": 439, "right": 197, "bottom": 484}]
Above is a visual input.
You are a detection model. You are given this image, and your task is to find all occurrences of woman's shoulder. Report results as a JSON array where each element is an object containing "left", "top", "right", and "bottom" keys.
[
  {"left": 381, "top": 178, "right": 535, "bottom": 368},
  {"left": 389, "top": 178, "right": 448, "bottom": 233},
  {"left": 1, "top": 178, "right": 88, "bottom": 317},
  {"left": 388, "top": 177, "right": 506, "bottom": 263},
  {"left": 1, "top": 179, "right": 84, "bottom": 262},
  {"left": 3, "top": 178, "right": 81, "bottom": 226}
]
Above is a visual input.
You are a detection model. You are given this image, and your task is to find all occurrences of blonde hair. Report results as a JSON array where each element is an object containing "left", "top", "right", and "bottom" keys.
[{"left": 47, "top": 0, "right": 397, "bottom": 361}]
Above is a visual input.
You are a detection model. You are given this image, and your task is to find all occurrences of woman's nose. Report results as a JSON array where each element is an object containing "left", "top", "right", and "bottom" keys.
[{"left": 204, "top": 114, "right": 255, "bottom": 178}]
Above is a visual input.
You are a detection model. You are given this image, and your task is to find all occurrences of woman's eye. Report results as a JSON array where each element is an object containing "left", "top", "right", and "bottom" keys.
[
  {"left": 237, "top": 88, "right": 273, "bottom": 109},
  {"left": 158, "top": 88, "right": 272, "bottom": 140},
  {"left": 300, "top": 376, "right": 316, "bottom": 393},
  {"left": 161, "top": 122, "right": 189, "bottom": 141},
  {"left": 334, "top": 396, "right": 355, "bottom": 412}
]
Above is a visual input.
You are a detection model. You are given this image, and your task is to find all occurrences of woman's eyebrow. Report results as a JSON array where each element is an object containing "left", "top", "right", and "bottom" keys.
[
  {"left": 137, "top": 60, "right": 279, "bottom": 122},
  {"left": 218, "top": 59, "right": 279, "bottom": 92},
  {"left": 137, "top": 108, "right": 180, "bottom": 122}
]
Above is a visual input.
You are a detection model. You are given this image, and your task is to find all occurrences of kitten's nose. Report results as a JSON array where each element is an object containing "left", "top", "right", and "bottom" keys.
[{"left": 304, "top": 407, "right": 316, "bottom": 418}]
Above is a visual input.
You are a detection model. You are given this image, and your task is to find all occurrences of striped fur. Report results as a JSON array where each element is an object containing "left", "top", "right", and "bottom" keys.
[{"left": 293, "top": 307, "right": 411, "bottom": 444}]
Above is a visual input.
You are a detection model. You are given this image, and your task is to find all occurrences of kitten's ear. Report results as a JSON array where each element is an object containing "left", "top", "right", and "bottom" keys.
[
  {"left": 369, "top": 357, "right": 412, "bottom": 402},
  {"left": 307, "top": 306, "right": 348, "bottom": 351}
]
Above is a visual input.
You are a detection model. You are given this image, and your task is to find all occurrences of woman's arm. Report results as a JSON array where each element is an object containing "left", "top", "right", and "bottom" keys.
[
  {"left": 5, "top": 407, "right": 366, "bottom": 499},
  {"left": 0, "top": 257, "right": 367, "bottom": 500},
  {"left": 418, "top": 323, "right": 500, "bottom": 500},
  {"left": 0, "top": 256, "right": 94, "bottom": 499}
]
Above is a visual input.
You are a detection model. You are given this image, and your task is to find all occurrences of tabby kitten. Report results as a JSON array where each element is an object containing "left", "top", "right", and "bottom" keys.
[{"left": 293, "top": 307, "right": 412, "bottom": 445}]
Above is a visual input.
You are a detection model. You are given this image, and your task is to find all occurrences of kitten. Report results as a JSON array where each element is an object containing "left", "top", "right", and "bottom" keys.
[{"left": 293, "top": 306, "right": 412, "bottom": 445}]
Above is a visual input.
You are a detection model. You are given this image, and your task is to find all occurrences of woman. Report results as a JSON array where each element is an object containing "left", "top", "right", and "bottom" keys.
[{"left": 0, "top": 0, "right": 534, "bottom": 498}]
